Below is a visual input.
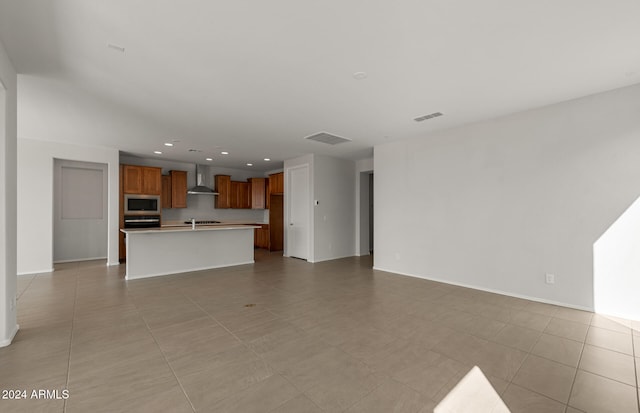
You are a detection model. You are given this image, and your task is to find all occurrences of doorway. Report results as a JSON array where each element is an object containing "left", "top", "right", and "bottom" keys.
[
  {"left": 369, "top": 173, "right": 374, "bottom": 254},
  {"left": 358, "top": 171, "right": 374, "bottom": 256},
  {"left": 287, "top": 165, "right": 309, "bottom": 260},
  {"left": 53, "top": 159, "right": 108, "bottom": 263}
]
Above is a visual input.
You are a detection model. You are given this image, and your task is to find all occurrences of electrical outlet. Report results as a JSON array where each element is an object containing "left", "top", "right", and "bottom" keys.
[
  {"left": 545, "top": 273, "right": 555, "bottom": 284},
  {"left": 10, "top": 296, "right": 16, "bottom": 311}
]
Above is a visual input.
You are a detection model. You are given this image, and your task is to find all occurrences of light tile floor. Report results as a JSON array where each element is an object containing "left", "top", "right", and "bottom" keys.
[{"left": 1, "top": 251, "right": 639, "bottom": 412}]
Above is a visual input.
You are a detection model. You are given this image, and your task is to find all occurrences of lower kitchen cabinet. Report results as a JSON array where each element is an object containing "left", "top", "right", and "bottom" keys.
[{"left": 254, "top": 224, "right": 270, "bottom": 249}]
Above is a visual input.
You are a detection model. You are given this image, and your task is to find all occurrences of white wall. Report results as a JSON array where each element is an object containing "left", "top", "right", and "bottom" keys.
[
  {"left": 0, "top": 38, "right": 18, "bottom": 346},
  {"left": 593, "top": 196, "right": 640, "bottom": 320},
  {"left": 313, "top": 155, "right": 356, "bottom": 262},
  {"left": 375, "top": 83, "right": 640, "bottom": 312},
  {"left": 284, "top": 154, "right": 356, "bottom": 263},
  {"left": 17, "top": 139, "right": 119, "bottom": 274},
  {"left": 119, "top": 155, "right": 269, "bottom": 223}
]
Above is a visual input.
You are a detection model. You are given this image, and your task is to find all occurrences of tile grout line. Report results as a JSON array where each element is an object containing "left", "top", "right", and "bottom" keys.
[
  {"left": 563, "top": 326, "right": 589, "bottom": 413},
  {"left": 185, "top": 295, "right": 294, "bottom": 408},
  {"left": 16, "top": 273, "right": 38, "bottom": 301},
  {"left": 127, "top": 289, "right": 197, "bottom": 413},
  {"left": 63, "top": 267, "right": 80, "bottom": 413},
  {"left": 186, "top": 295, "right": 347, "bottom": 413},
  {"left": 632, "top": 333, "right": 639, "bottom": 413}
]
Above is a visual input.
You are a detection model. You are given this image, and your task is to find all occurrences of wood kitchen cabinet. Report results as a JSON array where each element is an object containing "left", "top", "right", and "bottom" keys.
[
  {"left": 214, "top": 175, "right": 231, "bottom": 208},
  {"left": 161, "top": 175, "right": 172, "bottom": 208},
  {"left": 142, "top": 167, "right": 162, "bottom": 194},
  {"left": 269, "top": 172, "right": 284, "bottom": 195},
  {"left": 269, "top": 194, "right": 284, "bottom": 251},
  {"left": 238, "top": 182, "right": 251, "bottom": 208},
  {"left": 230, "top": 181, "right": 251, "bottom": 209},
  {"left": 122, "top": 165, "right": 142, "bottom": 193},
  {"left": 170, "top": 170, "right": 187, "bottom": 208},
  {"left": 122, "top": 165, "right": 162, "bottom": 195},
  {"left": 162, "top": 170, "right": 188, "bottom": 208},
  {"left": 254, "top": 224, "right": 270, "bottom": 249},
  {"left": 216, "top": 175, "right": 265, "bottom": 209},
  {"left": 248, "top": 178, "right": 266, "bottom": 209}
]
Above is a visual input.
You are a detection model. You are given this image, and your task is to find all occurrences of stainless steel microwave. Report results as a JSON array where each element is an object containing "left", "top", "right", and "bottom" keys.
[{"left": 124, "top": 194, "right": 161, "bottom": 215}]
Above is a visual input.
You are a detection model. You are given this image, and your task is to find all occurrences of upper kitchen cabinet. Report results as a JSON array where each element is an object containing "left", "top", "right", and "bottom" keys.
[
  {"left": 231, "top": 181, "right": 251, "bottom": 209},
  {"left": 142, "top": 167, "right": 162, "bottom": 194},
  {"left": 269, "top": 172, "right": 284, "bottom": 195},
  {"left": 122, "top": 165, "right": 162, "bottom": 195},
  {"left": 161, "top": 175, "right": 172, "bottom": 208},
  {"left": 248, "top": 178, "right": 266, "bottom": 209},
  {"left": 215, "top": 175, "right": 267, "bottom": 209},
  {"left": 162, "top": 170, "right": 188, "bottom": 209},
  {"left": 122, "top": 165, "right": 142, "bottom": 194},
  {"left": 170, "top": 170, "right": 187, "bottom": 208},
  {"left": 214, "top": 175, "right": 231, "bottom": 209}
]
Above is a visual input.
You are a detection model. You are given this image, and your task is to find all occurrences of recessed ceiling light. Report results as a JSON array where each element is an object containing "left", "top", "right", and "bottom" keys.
[
  {"left": 264, "top": 158, "right": 271, "bottom": 161},
  {"left": 221, "top": 151, "right": 229, "bottom": 155},
  {"left": 205, "top": 158, "right": 213, "bottom": 161},
  {"left": 246, "top": 163, "right": 253, "bottom": 166},
  {"left": 353, "top": 71, "right": 368, "bottom": 80},
  {"left": 164, "top": 142, "right": 174, "bottom": 147},
  {"left": 154, "top": 151, "right": 162, "bottom": 155}
]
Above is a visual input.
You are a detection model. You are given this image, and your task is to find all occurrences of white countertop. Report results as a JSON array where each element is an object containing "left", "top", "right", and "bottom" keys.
[{"left": 121, "top": 224, "right": 260, "bottom": 234}]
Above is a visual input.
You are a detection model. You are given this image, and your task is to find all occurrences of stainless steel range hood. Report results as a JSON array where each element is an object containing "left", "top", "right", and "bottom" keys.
[{"left": 187, "top": 164, "right": 218, "bottom": 195}]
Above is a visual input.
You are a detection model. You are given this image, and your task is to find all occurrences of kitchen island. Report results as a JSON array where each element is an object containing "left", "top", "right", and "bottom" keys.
[{"left": 120, "top": 224, "right": 260, "bottom": 280}]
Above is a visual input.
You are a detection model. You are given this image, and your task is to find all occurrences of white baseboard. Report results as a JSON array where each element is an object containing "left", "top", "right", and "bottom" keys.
[
  {"left": 372, "top": 266, "right": 593, "bottom": 313},
  {"left": 125, "top": 260, "right": 255, "bottom": 281},
  {"left": 18, "top": 268, "right": 54, "bottom": 276},
  {"left": 0, "top": 324, "right": 19, "bottom": 348},
  {"left": 53, "top": 257, "right": 107, "bottom": 264},
  {"left": 310, "top": 253, "right": 359, "bottom": 263}
]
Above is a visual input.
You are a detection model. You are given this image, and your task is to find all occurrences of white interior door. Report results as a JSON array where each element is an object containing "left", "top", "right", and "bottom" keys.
[
  {"left": 288, "top": 165, "right": 309, "bottom": 260},
  {"left": 53, "top": 159, "right": 108, "bottom": 262}
]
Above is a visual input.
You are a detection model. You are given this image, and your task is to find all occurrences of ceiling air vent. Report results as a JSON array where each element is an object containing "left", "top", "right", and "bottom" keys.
[
  {"left": 414, "top": 112, "right": 443, "bottom": 122},
  {"left": 304, "top": 132, "right": 352, "bottom": 145}
]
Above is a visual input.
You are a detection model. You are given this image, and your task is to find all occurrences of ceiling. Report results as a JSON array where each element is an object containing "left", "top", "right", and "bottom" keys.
[{"left": 1, "top": 1, "right": 639, "bottom": 172}]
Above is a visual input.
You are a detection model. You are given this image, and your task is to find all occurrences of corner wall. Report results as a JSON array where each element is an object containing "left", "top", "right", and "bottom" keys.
[
  {"left": 313, "top": 155, "right": 356, "bottom": 262},
  {"left": 17, "top": 139, "right": 120, "bottom": 274},
  {"left": 284, "top": 154, "right": 357, "bottom": 263},
  {"left": 0, "top": 38, "right": 18, "bottom": 346},
  {"left": 374, "top": 83, "right": 640, "bottom": 311}
]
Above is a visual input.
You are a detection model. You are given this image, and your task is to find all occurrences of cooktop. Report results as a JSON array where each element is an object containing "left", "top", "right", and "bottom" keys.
[{"left": 184, "top": 220, "right": 221, "bottom": 225}]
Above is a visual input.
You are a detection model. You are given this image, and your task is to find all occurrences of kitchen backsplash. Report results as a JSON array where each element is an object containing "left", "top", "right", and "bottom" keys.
[{"left": 162, "top": 195, "right": 269, "bottom": 223}]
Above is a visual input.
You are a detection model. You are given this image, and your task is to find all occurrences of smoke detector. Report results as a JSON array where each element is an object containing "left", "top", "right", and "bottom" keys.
[{"left": 304, "top": 132, "right": 352, "bottom": 145}]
